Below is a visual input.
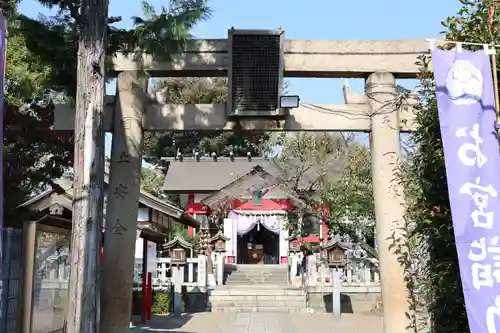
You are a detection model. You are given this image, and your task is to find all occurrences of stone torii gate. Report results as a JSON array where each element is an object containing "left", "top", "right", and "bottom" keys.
[{"left": 54, "top": 34, "right": 429, "bottom": 333}]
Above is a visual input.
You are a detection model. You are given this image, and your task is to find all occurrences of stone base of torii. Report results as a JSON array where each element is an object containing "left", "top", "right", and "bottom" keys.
[{"left": 54, "top": 37, "right": 429, "bottom": 333}]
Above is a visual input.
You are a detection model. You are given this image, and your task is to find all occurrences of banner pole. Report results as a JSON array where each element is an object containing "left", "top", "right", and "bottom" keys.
[
  {"left": 487, "top": 4, "right": 500, "bottom": 134},
  {"left": 491, "top": 52, "right": 500, "bottom": 135}
]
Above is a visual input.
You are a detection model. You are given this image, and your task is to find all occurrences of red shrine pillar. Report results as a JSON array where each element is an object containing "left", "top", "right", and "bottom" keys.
[
  {"left": 186, "top": 193, "right": 195, "bottom": 236},
  {"left": 100, "top": 226, "right": 105, "bottom": 260},
  {"left": 185, "top": 193, "right": 212, "bottom": 236}
]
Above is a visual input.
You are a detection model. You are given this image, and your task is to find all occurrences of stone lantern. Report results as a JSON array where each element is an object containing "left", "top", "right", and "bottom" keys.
[
  {"left": 321, "top": 237, "right": 351, "bottom": 319},
  {"left": 163, "top": 235, "right": 193, "bottom": 266},
  {"left": 322, "top": 238, "right": 350, "bottom": 268},
  {"left": 209, "top": 231, "right": 230, "bottom": 253},
  {"left": 162, "top": 235, "right": 193, "bottom": 317}
]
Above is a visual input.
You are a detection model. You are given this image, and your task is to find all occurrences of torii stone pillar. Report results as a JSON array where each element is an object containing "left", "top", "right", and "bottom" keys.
[
  {"left": 100, "top": 71, "right": 148, "bottom": 333},
  {"left": 367, "top": 72, "right": 410, "bottom": 333}
]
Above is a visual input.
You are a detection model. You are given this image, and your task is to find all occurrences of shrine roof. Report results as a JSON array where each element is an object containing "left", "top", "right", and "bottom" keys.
[
  {"left": 162, "top": 157, "right": 282, "bottom": 193},
  {"left": 162, "top": 156, "right": 324, "bottom": 193},
  {"left": 198, "top": 164, "right": 308, "bottom": 210},
  {"left": 17, "top": 171, "right": 198, "bottom": 229}
]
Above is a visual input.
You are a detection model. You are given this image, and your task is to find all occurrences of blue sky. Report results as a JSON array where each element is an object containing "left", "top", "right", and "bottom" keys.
[{"left": 19, "top": 0, "right": 462, "bottom": 157}]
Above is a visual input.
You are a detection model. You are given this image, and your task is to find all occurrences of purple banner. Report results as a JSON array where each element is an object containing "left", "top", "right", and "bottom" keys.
[
  {"left": 433, "top": 48, "right": 500, "bottom": 332},
  {"left": 0, "top": 13, "right": 6, "bottom": 282}
]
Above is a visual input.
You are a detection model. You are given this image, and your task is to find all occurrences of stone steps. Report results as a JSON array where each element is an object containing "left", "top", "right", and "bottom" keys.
[
  {"left": 225, "top": 276, "right": 288, "bottom": 284},
  {"left": 224, "top": 264, "right": 289, "bottom": 285},
  {"left": 209, "top": 292, "right": 305, "bottom": 299},
  {"left": 207, "top": 285, "right": 307, "bottom": 313},
  {"left": 207, "top": 306, "right": 309, "bottom": 313},
  {"left": 208, "top": 300, "right": 305, "bottom": 307}
]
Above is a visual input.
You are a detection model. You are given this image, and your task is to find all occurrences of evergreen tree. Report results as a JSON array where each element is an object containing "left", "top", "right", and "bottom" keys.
[
  {"left": 3, "top": 7, "right": 73, "bottom": 217},
  {"left": 143, "top": 77, "right": 271, "bottom": 165},
  {"left": 3, "top": 0, "right": 212, "bottom": 214}
]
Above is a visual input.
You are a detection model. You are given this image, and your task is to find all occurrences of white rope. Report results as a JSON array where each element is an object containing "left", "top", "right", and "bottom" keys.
[{"left": 427, "top": 38, "right": 497, "bottom": 54}]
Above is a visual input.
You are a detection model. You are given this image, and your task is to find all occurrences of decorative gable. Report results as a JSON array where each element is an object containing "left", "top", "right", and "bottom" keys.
[{"left": 201, "top": 165, "right": 284, "bottom": 208}]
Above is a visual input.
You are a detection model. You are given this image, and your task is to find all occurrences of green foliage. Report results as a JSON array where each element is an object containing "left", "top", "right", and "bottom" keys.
[
  {"left": 168, "top": 222, "right": 192, "bottom": 240},
  {"left": 5, "top": 25, "right": 51, "bottom": 105},
  {"left": 441, "top": 0, "right": 494, "bottom": 48},
  {"left": 15, "top": 0, "right": 211, "bottom": 98},
  {"left": 3, "top": 10, "right": 73, "bottom": 216},
  {"left": 151, "top": 290, "right": 174, "bottom": 314},
  {"left": 143, "top": 77, "right": 270, "bottom": 164},
  {"left": 275, "top": 132, "right": 373, "bottom": 237},
  {"left": 130, "top": 1, "right": 211, "bottom": 61},
  {"left": 161, "top": 222, "right": 202, "bottom": 255},
  {"left": 405, "top": 54, "right": 466, "bottom": 333},
  {"left": 320, "top": 142, "right": 374, "bottom": 236},
  {"left": 274, "top": 132, "right": 349, "bottom": 192},
  {"left": 131, "top": 289, "right": 186, "bottom": 315},
  {"left": 140, "top": 167, "right": 165, "bottom": 197},
  {"left": 131, "top": 286, "right": 195, "bottom": 314},
  {"left": 139, "top": 167, "right": 201, "bottom": 254}
]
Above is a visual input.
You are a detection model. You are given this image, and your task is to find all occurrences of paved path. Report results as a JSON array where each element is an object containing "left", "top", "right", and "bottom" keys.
[{"left": 129, "top": 312, "right": 384, "bottom": 333}]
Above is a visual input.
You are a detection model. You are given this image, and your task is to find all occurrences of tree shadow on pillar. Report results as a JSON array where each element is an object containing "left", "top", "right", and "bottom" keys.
[
  {"left": 389, "top": 199, "right": 467, "bottom": 333},
  {"left": 387, "top": 224, "right": 422, "bottom": 333}
]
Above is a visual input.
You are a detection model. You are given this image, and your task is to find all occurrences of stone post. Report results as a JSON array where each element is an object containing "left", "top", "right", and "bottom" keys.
[
  {"left": 188, "top": 262, "right": 194, "bottom": 282},
  {"left": 20, "top": 221, "right": 36, "bottom": 333},
  {"left": 100, "top": 71, "right": 148, "bottom": 333},
  {"left": 206, "top": 253, "right": 216, "bottom": 286},
  {"left": 216, "top": 253, "right": 224, "bottom": 286},
  {"left": 172, "top": 266, "right": 184, "bottom": 316},
  {"left": 307, "top": 254, "right": 317, "bottom": 287},
  {"left": 290, "top": 254, "right": 298, "bottom": 285},
  {"left": 331, "top": 267, "right": 342, "bottom": 319},
  {"left": 197, "top": 254, "right": 207, "bottom": 287},
  {"left": 366, "top": 72, "right": 410, "bottom": 333}
]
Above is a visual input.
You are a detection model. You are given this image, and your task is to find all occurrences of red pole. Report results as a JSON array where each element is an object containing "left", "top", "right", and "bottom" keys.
[
  {"left": 141, "top": 274, "right": 147, "bottom": 324},
  {"left": 100, "top": 230, "right": 104, "bottom": 261},
  {"left": 141, "top": 238, "right": 148, "bottom": 323},
  {"left": 147, "top": 272, "right": 153, "bottom": 320}
]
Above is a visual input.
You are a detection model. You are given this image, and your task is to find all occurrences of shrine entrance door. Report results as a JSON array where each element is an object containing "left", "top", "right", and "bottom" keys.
[{"left": 237, "top": 223, "right": 279, "bottom": 264}]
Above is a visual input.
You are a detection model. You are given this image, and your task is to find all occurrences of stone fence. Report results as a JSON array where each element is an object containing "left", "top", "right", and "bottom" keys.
[{"left": 39, "top": 254, "right": 381, "bottom": 293}]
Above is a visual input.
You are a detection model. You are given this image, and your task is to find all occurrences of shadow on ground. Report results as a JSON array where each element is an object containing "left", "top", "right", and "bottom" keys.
[
  {"left": 130, "top": 314, "right": 192, "bottom": 330},
  {"left": 130, "top": 327, "right": 194, "bottom": 333},
  {"left": 322, "top": 293, "right": 354, "bottom": 314}
]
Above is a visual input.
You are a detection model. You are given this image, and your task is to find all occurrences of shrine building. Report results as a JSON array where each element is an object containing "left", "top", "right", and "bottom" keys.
[{"left": 162, "top": 156, "right": 329, "bottom": 265}]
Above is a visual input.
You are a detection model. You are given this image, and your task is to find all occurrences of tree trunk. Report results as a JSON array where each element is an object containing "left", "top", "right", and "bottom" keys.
[{"left": 65, "top": 0, "right": 108, "bottom": 332}]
